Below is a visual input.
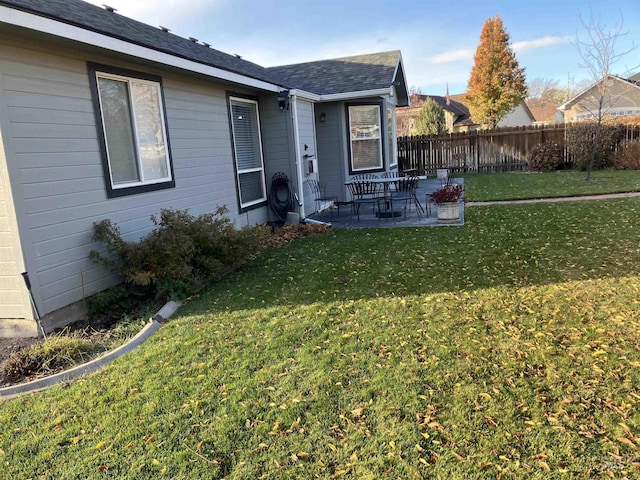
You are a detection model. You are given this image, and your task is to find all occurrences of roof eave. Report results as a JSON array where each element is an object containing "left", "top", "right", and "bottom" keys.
[
  {"left": 392, "top": 53, "right": 410, "bottom": 107},
  {"left": 316, "top": 88, "right": 391, "bottom": 102},
  {"left": 1, "top": 5, "right": 283, "bottom": 93}
]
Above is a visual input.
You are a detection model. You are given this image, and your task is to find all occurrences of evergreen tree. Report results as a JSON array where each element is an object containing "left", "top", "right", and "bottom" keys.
[
  {"left": 414, "top": 98, "right": 447, "bottom": 135},
  {"left": 466, "top": 14, "right": 527, "bottom": 128}
]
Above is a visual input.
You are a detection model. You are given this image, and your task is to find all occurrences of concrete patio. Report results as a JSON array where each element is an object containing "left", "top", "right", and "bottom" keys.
[{"left": 305, "top": 178, "right": 465, "bottom": 228}]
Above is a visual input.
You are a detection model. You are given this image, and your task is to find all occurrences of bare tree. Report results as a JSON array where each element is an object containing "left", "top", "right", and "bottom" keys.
[
  {"left": 573, "top": 7, "right": 638, "bottom": 179},
  {"left": 527, "top": 77, "right": 560, "bottom": 103}
]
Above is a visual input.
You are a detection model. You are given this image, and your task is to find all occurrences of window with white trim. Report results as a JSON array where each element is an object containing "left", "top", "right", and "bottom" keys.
[
  {"left": 228, "top": 96, "right": 267, "bottom": 209},
  {"left": 348, "top": 104, "right": 383, "bottom": 172},
  {"left": 90, "top": 64, "right": 174, "bottom": 197}
]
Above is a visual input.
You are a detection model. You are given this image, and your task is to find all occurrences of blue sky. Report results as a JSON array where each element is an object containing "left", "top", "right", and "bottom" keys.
[{"left": 85, "top": 0, "right": 640, "bottom": 96}]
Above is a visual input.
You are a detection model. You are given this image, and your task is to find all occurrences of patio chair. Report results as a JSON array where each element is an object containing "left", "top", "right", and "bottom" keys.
[
  {"left": 391, "top": 175, "right": 424, "bottom": 219},
  {"left": 381, "top": 170, "right": 405, "bottom": 193},
  {"left": 306, "top": 179, "right": 339, "bottom": 218},
  {"left": 346, "top": 176, "right": 382, "bottom": 221}
]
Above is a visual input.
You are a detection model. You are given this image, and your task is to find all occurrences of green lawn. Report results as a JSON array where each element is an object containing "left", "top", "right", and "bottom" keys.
[
  {"left": 461, "top": 170, "right": 640, "bottom": 202},
  {"left": 2, "top": 199, "right": 640, "bottom": 478}
]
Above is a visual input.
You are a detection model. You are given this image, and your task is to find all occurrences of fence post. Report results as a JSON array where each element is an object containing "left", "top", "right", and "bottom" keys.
[{"left": 474, "top": 131, "right": 480, "bottom": 172}]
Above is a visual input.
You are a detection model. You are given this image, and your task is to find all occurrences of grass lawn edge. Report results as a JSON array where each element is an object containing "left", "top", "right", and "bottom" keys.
[{"left": 0, "top": 301, "right": 181, "bottom": 401}]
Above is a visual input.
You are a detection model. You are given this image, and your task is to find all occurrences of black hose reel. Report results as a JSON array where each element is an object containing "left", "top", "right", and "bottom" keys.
[{"left": 268, "top": 172, "right": 295, "bottom": 223}]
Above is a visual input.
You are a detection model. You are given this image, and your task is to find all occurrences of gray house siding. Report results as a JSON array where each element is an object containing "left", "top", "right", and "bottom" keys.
[
  {"left": 259, "top": 93, "right": 296, "bottom": 221},
  {"left": 315, "top": 102, "right": 346, "bottom": 202},
  {"left": 0, "top": 34, "right": 279, "bottom": 331},
  {"left": 316, "top": 96, "right": 395, "bottom": 203}
]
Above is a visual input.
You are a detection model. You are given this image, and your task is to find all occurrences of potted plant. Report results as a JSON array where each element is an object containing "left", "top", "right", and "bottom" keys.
[{"left": 431, "top": 183, "right": 464, "bottom": 222}]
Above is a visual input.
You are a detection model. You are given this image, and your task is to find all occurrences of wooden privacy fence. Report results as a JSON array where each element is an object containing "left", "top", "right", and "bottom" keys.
[{"left": 398, "top": 125, "right": 566, "bottom": 174}]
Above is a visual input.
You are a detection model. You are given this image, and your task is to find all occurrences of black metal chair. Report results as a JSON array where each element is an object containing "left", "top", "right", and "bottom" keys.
[
  {"left": 346, "top": 175, "right": 381, "bottom": 221},
  {"left": 306, "top": 179, "right": 338, "bottom": 218},
  {"left": 391, "top": 175, "right": 424, "bottom": 219},
  {"left": 381, "top": 171, "right": 405, "bottom": 193}
]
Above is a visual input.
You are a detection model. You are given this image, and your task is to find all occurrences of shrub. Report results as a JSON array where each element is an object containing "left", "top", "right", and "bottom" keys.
[
  {"left": 527, "top": 141, "right": 564, "bottom": 172},
  {"left": 609, "top": 140, "right": 640, "bottom": 170},
  {"left": 90, "top": 207, "right": 261, "bottom": 300},
  {"left": 565, "top": 122, "right": 621, "bottom": 170}
]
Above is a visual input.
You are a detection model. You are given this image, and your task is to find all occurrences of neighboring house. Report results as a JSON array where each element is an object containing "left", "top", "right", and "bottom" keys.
[
  {"left": 0, "top": 0, "right": 409, "bottom": 336},
  {"left": 397, "top": 93, "right": 533, "bottom": 136},
  {"left": 557, "top": 74, "right": 640, "bottom": 122},
  {"left": 528, "top": 104, "right": 564, "bottom": 126}
]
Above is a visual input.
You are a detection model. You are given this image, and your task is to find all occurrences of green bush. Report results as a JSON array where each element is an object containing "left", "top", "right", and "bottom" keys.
[
  {"left": 90, "top": 207, "right": 260, "bottom": 300},
  {"left": 527, "top": 140, "right": 564, "bottom": 172},
  {"left": 565, "top": 122, "right": 621, "bottom": 170}
]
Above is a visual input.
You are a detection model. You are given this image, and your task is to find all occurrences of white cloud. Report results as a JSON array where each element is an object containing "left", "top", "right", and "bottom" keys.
[
  {"left": 430, "top": 48, "right": 475, "bottom": 64},
  {"left": 512, "top": 36, "right": 572, "bottom": 54}
]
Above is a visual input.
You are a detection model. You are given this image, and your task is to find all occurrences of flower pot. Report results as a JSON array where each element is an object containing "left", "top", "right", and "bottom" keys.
[{"left": 437, "top": 202, "right": 459, "bottom": 223}]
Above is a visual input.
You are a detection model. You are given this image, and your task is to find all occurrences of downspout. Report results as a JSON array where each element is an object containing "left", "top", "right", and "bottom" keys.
[
  {"left": 290, "top": 93, "right": 306, "bottom": 219},
  {"left": 21, "top": 272, "right": 46, "bottom": 338}
]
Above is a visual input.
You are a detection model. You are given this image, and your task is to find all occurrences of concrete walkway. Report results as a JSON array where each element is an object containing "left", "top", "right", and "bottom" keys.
[{"left": 467, "top": 191, "right": 640, "bottom": 206}]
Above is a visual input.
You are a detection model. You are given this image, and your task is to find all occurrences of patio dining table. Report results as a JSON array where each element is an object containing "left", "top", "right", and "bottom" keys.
[{"left": 345, "top": 177, "right": 404, "bottom": 218}]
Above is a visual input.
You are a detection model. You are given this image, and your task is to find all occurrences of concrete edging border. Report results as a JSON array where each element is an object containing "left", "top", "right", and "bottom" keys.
[{"left": 0, "top": 301, "right": 181, "bottom": 401}]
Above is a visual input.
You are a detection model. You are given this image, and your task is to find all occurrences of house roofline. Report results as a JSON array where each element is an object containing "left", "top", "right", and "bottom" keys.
[
  {"left": 558, "top": 74, "right": 640, "bottom": 110},
  {"left": 318, "top": 88, "right": 391, "bottom": 102},
  {"left": 0, "top": 5, "right": 283, "bottom": 93},
  {"left": 392, "top": 53, "right": 410, "bottom": 107}
]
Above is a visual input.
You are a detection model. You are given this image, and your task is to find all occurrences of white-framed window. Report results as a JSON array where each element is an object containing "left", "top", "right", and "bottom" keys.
[
  {"left": 387, "top": 105, "right": 397, "bottom": 168},
  {"left": 228, "top": 96, "right": 267, "bottom": 209},
  {"left": 89, "top": 64, "right": 174, "bottom": 198},
  {"left": 347, "top": 104, "right": 384, "bottom": 173}
]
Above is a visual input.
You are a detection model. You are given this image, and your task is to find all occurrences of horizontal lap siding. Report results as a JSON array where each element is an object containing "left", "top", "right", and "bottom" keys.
[
  {"left": 315, "top": 103, "right": 346, "bottom": 201},
  {"left": 0, "top": 36, "right": 266, "bottom": 317}
]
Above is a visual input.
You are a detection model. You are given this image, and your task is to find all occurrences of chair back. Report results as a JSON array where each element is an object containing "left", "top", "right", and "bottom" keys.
[
  {"left": 347, "top": 179, "right": 379, "bottom": 199},
  {"left": 351, "top": 173, "right": 379, "bottom": 181},
  {"left": 306, "top": 179, "right": 322, "bottom": 197},
  {"left": 396, "top": 176, "right": 419, "bottom": 193},
  {"left": 381, "top": 171, "right": 404, "bottom": 179}
]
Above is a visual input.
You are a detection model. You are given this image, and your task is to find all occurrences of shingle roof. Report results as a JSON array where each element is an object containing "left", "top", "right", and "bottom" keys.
[
  {"left": 266, "top": 51, "right": 402, "bottom": 96},
  {"left": 2, "top": 0, "right": 405, "bottom": 98},
  {"left": 1, "top": 0, "right": 283, "bottom": 86},
  {"left": 414, "top": 94, "right": 475, "bottom": 126},
  {"left": 527, "top": 104, "right": 558, "bottom": 123}
]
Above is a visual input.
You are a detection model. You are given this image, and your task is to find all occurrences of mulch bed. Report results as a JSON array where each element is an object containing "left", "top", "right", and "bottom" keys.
[{"left": 0, "top": 325, "right": 127, "bottom": 388}]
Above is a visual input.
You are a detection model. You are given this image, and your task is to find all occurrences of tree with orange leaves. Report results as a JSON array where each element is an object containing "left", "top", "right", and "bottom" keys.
[{"left": 466, "top": 14, "right": 527, "bottom": 128}]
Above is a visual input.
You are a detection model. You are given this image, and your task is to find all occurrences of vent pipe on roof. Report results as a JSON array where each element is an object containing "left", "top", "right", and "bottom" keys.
[
  {"left": 159, "top": 26, "right": 171, "bottom": 32},
  {"left": 189, "top": 37, "right": 199, "bottom": 43},
  {"left": 102, "top": 4, "right": 116, "bottom": 12},
  {"left": 203, "top": 42, "right": 211, "bottom": 48}
]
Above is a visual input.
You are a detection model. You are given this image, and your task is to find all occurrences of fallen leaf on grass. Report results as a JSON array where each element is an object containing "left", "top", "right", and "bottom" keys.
[
  {"left": 617, "top": 437, "right": 637, "bottom": 449},
  {"left": 451, "top": 451, "right": 465, "bottom": 461}
]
